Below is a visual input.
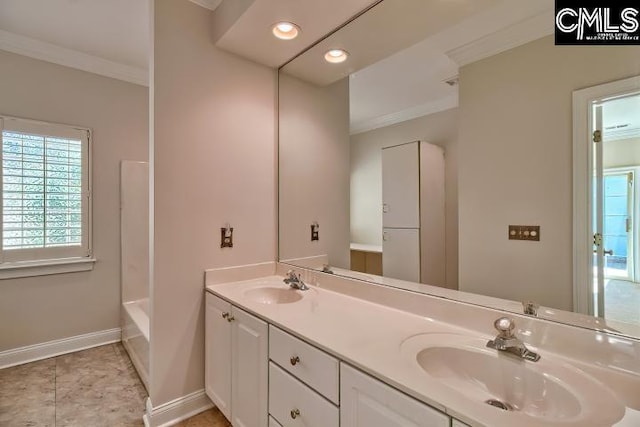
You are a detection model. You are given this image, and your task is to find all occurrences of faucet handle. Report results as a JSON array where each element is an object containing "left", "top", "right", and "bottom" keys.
[
  {"left": 522, "top": 301, "right": 539, "bottom": 316},
  {"left": 494, "top": 317, "right": 515, "bottom": 338}
]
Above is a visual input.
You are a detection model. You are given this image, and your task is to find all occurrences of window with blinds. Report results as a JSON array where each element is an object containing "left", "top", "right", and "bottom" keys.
[{"left": 0, "top": 117, "right": 91, "bottom": 263}]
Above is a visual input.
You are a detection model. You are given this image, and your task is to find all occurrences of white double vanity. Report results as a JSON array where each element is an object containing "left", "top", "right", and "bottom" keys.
[{"left": 204, "top": 262, "right": 640, "bottom": 427}]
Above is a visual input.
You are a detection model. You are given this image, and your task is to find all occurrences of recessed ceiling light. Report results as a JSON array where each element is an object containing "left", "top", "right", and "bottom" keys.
[
  {"left": 272, "top": 22, "right": 300, "bottom": 40},
  {"left": 324, "top": 49, "right": 349, "bottom": 64}
]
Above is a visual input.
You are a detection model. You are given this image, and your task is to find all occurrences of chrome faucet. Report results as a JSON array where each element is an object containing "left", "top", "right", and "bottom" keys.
[
  {"left": 284, "top": 270, "right": 309, "bottom": 291},
  {"left": 486, "top": 317, "right": 540, "bottom": 362}
]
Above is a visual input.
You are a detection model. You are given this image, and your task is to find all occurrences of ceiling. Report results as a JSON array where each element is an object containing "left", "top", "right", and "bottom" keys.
[
  {"left": 212, "top": 0, "right": 380, "bottom": 68},
  {"left": 348, "top": 0, "right": 555, "bottom": 133},
  {"left": 0, "top": 0, "right": 379, "bottom": 85},
  {"left": 0, "top": 0, "right": 563, "bottom": 133},
  {"left": 603, "top": 94, "right": 640, "bottom": 141},
  {"left": 0, "top": 0, "right": 150, "bottom": 84}
]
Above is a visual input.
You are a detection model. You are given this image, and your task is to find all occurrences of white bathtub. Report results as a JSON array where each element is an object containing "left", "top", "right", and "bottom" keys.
[{"left": 122, "top": 298, "right": 149, "bottom": 391}]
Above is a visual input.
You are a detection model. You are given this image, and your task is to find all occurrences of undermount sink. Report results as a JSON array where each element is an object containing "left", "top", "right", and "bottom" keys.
[
  {"left": 401, "top": 333, "right": 624, "bottom": 426},
  {"left": 244, "top": 287, "right": 303, "bottom": 305}
]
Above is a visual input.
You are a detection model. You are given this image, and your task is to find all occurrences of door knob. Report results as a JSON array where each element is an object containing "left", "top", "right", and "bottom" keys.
[{"left": 594, "top": 249, "right": 614, "bottom": 255}]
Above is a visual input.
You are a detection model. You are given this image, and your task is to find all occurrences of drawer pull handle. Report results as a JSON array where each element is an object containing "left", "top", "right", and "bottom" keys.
[
  {"left": 290, "top": 408, "right": 301, "bottom": 419},
  {"left": 221, "top": 312, "right": 229, "bottom": 319},
  {"left": 290, "top": 356, "right": 300, "bottom": 366}
]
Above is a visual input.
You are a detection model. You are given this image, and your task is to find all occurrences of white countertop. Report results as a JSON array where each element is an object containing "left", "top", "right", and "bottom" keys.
[
  {"left": 349, "top": 243, "right": 382, "bottom": 253},
  {"left": 205, "top": 274, "right": 640, "bottom": 427}
]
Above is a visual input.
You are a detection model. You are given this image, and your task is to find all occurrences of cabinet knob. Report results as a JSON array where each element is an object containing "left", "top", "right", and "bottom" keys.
[
  {"left": 226, "top": 315, "right": 235, "bottom": 322},
  {"left": 290, "top": 408, "right": 300, "bottom": 419},
  {"left": 221, "top": 312, "right": 229, "bottom": 319},
  {"left": 290, "top": 356, "right": 300, "bottom": 366}
]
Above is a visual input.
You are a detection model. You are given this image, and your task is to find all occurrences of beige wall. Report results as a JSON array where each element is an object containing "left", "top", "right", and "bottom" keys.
[
  {"left": 458, "top": 35, "right": 640, "bottom": 310},
  {"left": 152, "top": 0, "right": 276, "bottom": 406},
  {"left": 350, "top": 108, "right": 459, "bottom": 289},
  {"left": 604, "top": 137, "right": 640, "bottom": 169},
  {"left": 0, "top": 50, "right": 148, "bottom": 351},
  {"left": 279, "top": 75, "right": 351, "bottom": 269}
]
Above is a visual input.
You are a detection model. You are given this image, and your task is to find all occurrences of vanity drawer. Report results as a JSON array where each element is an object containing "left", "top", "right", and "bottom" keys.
[
  {"left": 269, "top": 325, "right": 339, "bottom": 404},
  {"left": 269, "top": 362, "right": 339, "bottom": 427}
]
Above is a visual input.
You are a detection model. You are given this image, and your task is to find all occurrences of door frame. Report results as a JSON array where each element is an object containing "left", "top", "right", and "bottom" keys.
[
  {"left": 573, "top": 75, "right": 640, "bottom": 315},
  {"left": 602, "top": 167, "right": 636, "bottom": 282}
]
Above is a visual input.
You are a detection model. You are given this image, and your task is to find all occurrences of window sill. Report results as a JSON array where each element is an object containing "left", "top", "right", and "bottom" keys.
[{"left": 0, "top": 257, "right": 96, "bottom": 279}]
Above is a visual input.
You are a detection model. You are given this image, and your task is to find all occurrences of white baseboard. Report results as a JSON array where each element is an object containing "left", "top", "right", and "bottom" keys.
[
  {"left": 144, "top": 390, "right": 214, "bottom": 427},
  {"left": 0, "top": 328, "right": 121, "bottom": 369}
]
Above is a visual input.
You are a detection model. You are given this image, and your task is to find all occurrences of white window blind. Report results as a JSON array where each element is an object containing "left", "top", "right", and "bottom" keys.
[{"left": 0, "top": 117, "right": 91, "bottom": 263}]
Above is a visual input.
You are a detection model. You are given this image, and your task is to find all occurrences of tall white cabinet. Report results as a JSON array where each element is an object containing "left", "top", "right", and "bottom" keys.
[
  {"left": 205, "top": 293, "right": 268, "bottom": 427},
  {"left": 382, "top": 141, "right": 445, "bottom": 286}
]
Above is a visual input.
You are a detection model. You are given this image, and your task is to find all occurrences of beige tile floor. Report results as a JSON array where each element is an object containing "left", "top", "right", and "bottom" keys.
[
  {"left": 605, "top": 279, "right": 640, "bottom": 325},
  {"left": 0, "top": 343, "right": 230, "bottom": 427}
]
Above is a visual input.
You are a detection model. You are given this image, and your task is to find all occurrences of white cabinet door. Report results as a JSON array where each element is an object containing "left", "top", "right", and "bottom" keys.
[
  {"left": 382, "top": 228, "right": 420, "bottom": 282},
  {"left": 205, "top": 293, "right": 232, "bottom": 420},
  {"left": 269, "top": 363, "right": 339, "bottom": 427},
  {"left": 231, "top": 306, "right": 268, "bottom": 427},
  {"left": 382, "top": 142, "right": 420, "bottom": 228},
  {"left": 341, "top": 364, "right": 449, "bottom": 427}
]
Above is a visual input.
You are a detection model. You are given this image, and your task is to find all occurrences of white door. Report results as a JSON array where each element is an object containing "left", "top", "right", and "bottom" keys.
[
  {"left": 204, "top": 293, "right": 232, "bottom": 420},
  {"left": 382, "top": 142, "right": 420, "bottom": 228},
  {"left": 383, "top": 228, "right": 420, "bottom": 282},
  {"left": 340, "top": 364, "right": 449, "bottom": 427},
  {"left": 574, "top": 77, "right": 640, "bottom": 320},
  {"left": 231, "top": 306, "right": 268, "bottom": 427},
  {"left": 593, "top": 105, "right": 606, "bottom": 317}
]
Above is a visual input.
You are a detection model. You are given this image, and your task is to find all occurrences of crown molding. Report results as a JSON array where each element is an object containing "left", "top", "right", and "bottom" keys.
[
  {"left": 446, "top": 9, "right": 554, "bottom": 67},
  {"left": 0, "top": 29, "right": 148, "bottom": 87},
  {"left": 188, "top": 0, "right": 223, "bottom": 11},
  {"left": 350, "top": 94, "right": 458, "bottom": 135}
]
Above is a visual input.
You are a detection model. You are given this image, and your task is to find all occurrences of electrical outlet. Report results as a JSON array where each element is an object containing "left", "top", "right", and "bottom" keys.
[
  {"left": 220, "top": 226, "right": 233, "bottom": 248},
  {"left": 508, "top": 225, "right": 540, "bottom": 241}
]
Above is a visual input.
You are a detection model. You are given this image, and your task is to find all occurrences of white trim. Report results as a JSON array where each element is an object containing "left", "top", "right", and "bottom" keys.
[
  {"left": 0, "top": 327, "right": 120, "bottom": 369},
  {"left": 188, "top": 0, "right": 222, "bottom": 11},
  {"left": 0, "top": 29, "right": 148, "bottom": 87},
  {"left": 446, "top": 9, "right": 554, "bottom": 67},
  {"left": 0, "top": 257, "right": 96, "bottom": 279},
  {"left": 572, "top": 75, "right": 640, "bottom": 315},
  {"left": 143, "top": 390, "right": 214, "bottom": 427},
  {"left": 350, "top": 95, "right": 458, "bottom": 135}
]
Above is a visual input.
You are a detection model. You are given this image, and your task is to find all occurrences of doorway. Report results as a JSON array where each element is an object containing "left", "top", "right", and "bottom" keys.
[{"left": 573, "top": 77, "right": 640, "bottom": 326}]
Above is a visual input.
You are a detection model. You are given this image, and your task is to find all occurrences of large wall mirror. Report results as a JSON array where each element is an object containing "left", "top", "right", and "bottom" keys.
[{"left": 278, "top": 0, "right": 640, "bottom": 338}]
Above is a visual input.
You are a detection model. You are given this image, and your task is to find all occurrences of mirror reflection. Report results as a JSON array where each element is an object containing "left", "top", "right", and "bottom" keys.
[{"left": 278, "top": 0, "right": 640, "bottom": 337}]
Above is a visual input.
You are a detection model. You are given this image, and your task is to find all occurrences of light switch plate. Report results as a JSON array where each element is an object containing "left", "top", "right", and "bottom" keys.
[
  {"left": 220, "top": 227, "right": 233, "bottom": 248},
  {"left": 509, "top": 225, "right": 540, "bottom": 241}
]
